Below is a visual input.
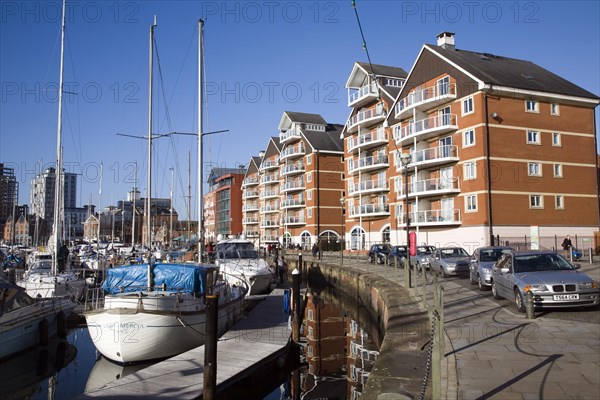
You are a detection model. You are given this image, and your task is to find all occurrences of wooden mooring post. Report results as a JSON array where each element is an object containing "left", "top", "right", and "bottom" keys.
[{"left": 203, "top": 294, "right": 218, "bottom": 400}]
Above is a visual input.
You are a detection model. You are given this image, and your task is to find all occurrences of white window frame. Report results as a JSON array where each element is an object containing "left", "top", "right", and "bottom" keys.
[
  {"left": 528, "top": 162, "right": 542, "bottom": 177},
  {"left": 527, "top": 130, "right": 540, "bottom": 145},
  {"left": 306, "top": 154, "right": 312, "bottom": 165},
  {"left": 307, "top": 309, "right": 314, "bottom": 321},
  {"left": 465, "top": 194, "right": 477, "bottom": 212},
  {"left": 463, "top": 129, "right": 475, "bottom": 147},
  {"left": 307, "top": 345, "right": 313, "bottom": 357},
  {"left": 462, "top": 96, "right": 474, "bottom": 116},
  {"left": 307, "top": 208, "right": 312, "bottom": 218},
  {"left": 551, "top": 102, "right": 560, "bottom": 116},
  {"left": 555, "top": 195, "right": 564, "bottom": 209},
  {"left": 464, "top": 161, "right": 476, "bottom": 180},
  {"left": 307, "top": 190, "right": 312, "bottom": 200},
  {"left": 306, "top": 172, "right": 312, "bottom": 182},
  {"left": 530, "top": 194, "right": 543, "bottom": 209},
  {"left": 525, "top": 99, "right": 539, "bottom": 113},
  {"left": 553, "top": 163, "right": 563, "bottom": 177},
  {"left": 552, "top": 132, "right": 561, "bottom": 147}
]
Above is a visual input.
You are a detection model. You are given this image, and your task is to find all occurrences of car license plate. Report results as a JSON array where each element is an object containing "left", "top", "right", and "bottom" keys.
[{"left": 553, "top": 294, "right": 579, "bottom": 300}]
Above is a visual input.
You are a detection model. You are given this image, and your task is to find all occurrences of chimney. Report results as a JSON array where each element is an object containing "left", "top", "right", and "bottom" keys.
[
  {"left": 259, "top": 150, "right": 265, "bottom": 158},
  {"left": 437, "top": 32, "right": 455, "bottom": 50}
]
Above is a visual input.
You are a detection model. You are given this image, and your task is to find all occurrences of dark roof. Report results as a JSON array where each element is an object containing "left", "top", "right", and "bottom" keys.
[
  {"left": 207, "top": 167, "right": 245, "bottom": 184},
  {"left": 302, "top": 124, "right": 344, "bottom": 153},
  {"left": 283, "top": 111, "right": 327, "bottom": 125},
  {"left": 271, "top": 136, "right": 283, "bottom": 150},
  {"left": 357, "top": 62, "right": 408, "bottom": 79},
  {"left": 426, "top": 45, "right": 599, "bottom": 99},
  {"left": 251, "top": 156, "right": 262, "bottom": 165}
]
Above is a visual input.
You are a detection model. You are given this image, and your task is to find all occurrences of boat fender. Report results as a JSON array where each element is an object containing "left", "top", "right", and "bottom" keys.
[
  {"left": 57, "top": 311, "right": 68, "bottom": 339},
  {"left": 39, "top": 319, "right": 49, "bottom": 346},
  {"left": 283, "top": 289, "right": 291, "bottom": 315},
  {"left": 55, "top": 341, "right": 68, "bottom": 369}
]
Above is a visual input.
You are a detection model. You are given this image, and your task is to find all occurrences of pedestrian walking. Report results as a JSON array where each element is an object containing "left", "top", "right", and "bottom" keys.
[{"left": 277, "top": 256, "right": 287, "bottom": 284}]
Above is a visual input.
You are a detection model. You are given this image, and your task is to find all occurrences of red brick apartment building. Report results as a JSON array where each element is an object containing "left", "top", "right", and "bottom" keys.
[
  {"left": 242, "top": 112, "right": 344, "bottom": 249},
  {"left": 345, "top": 32, "right": 599, "bottom": 251},
  {"left": 203, "top": 167, "right": 245, "bottom": 243}
]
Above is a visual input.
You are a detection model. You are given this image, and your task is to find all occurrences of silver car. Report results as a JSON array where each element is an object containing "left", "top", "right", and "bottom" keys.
[
  {"left": 491, "top": 251, "right": 599, "bottom": 313},
  {"left": 410, "top": 245, "right": 435, "bottom": 271},
  {"left": 469, "top": 246, "right": 513, "bottom": 291},
  {"left": 430, "top": 247, "right": 471, "bottom": 277}
]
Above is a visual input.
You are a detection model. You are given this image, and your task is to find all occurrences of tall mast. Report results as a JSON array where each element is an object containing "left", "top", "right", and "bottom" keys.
[
  {"left": 147, "top": 16, "right": 156, "bottom": 290},
  {"left": 197, "top": 18, "right": 204, "bottom": 263},
  {"left": 52, "top": 0, "right": 67, "bottom": 275},
  {"left": 187, "top": 150, "right": 191, "bottom": 242},
  {"left": 132, "top": 161, "right": 137, "bottom": 245}
]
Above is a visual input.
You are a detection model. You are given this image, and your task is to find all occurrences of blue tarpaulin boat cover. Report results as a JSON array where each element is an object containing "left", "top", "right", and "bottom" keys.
[{"left": 102, "top": 263, "right": 209, "bottom": 294}]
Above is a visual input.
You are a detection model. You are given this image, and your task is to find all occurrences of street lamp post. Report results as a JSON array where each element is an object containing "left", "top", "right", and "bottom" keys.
[
  {"left": 400, "top": 153, "right": 412, "bottom": 288},
  {"left": 340, "top": 196, "right": 345, "bottom": 266}
]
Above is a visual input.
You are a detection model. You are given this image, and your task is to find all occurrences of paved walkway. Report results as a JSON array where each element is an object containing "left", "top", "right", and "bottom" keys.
[{"left": 322, "top": 255, "right": 600, "bottom": 399}]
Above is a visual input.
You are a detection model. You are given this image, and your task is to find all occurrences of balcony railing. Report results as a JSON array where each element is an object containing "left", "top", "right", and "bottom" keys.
[
  {"left": 242, "top": 190, "right": 259, "bottom": 199},
  {"left": 347, "top": 104, "right": 386, "bottom": 133},
  {"left": 242, "top": 203, "right": 259, "bottom": 211},
  {"left": 262, "top": 235, "right": 279, "bottom": 242},
  {"left": 242, "top": 177, "right": 259, "bottom": 187},
  {"left": 281, "top": 163, "right": 305, "bottom": 176},
  {"left": 394, "top": 145, "right": 458, "bottom": 171},
  {"left": 279, "top": 128, "right": 301, "bottom": 143},
  {"left": 242, "top": 218, "right": 259, "bottom": 225},
  {"left": 348, "top": 83, "right": 378, "bottom": 107},
  {"left": 347, "top": 127, "right": 387, "bottom": 153},
  {"left": 348, "top": 179, "right": 388, "bottom": 195},
  {"left": 283, "top": 215, "right": 306, "bottom": 225},
  {"left": 261, "top": 219, "right": 278, "bottom": 227},
  {"left": 394, "top": 113, "right": 457, "bottom": 143},
  {"left": 260, "top": 159, "right": 279, "bottom": 171},
  {"left": 260, "top": 173, "right": 279, "bottom": 184},
  {"left": 395, "top": 83, "right": 456, "bottom": 119},
  {"left": 243, "top": 230, "right": 259, "bottom": 237},
  {"left": 281, "top": 198, "right": 306, "bottom": 208},
  {"left": 397, "top": 176, "right": 460, "bottom": 197},
  {"left": 260, "top": 204, "right": 279, "bottom": 213},
  {"left": 349, "top": 203, "right": 389, "bottom": 218},
  {"left": 348, "top": 154, "right": 389, "bottom": 174},
  {"left": 398, "top": 209, "right": 461, "bottom": 226},
  {"left": 280, "top": 144, "right": 305, "bottom": 159},
  {"left": 261, "top": 189, "right": 279, "bottom": 199},
  {"left": 281, "top": 179, "right": 305, "bottom": 192}
]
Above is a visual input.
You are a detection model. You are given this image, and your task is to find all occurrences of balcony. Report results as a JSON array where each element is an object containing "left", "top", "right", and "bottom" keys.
[
  {"left": 348, "top": 83, "right": 378, "bottom": 108},
  {"left": 397, "top": 176, "right": 460, "bottom": 198},
  {"left": 348, "top": 178, "right": 388, "bottom": 196},
  {"left": 279, "top": 128, "right": 301, "bottom": 144},
  {"left": 281, "top": 198, "right": 306, "bottom": 209},
  {"left": 262, "top": 235, "right": 279, "bottom": 242},
  {"left": 243, "top": 230, "right": 259, "bottom": 238},
  {"left": 347, "top": 104, "right": 386, "bottom": 133},
  {"left": 261, "top": 189, "right": 279, "bottom": 199},
  {"left": 242, "top": 202, "right": 259, "bottom": 212},
  {"left": 242, "top": 218, "right": 259, "bottom": 225},
  {"left": 259, "top": 159, "right": 279, "bottom": 171},
  {"left": 395, "top": 83, "right": 456, "bottom": 119},
  {"left": 280, "top": 144, "right": 305, "bottom": 160},
  {"left": 394, "top": 114, "right": 458, "bottom": 144},
  {"left": 283, "top": 215, "right": 306, "bottom": 226},
  {"left": 260, "top": 173, "right": 279, "bottom": 185},
  {"left": 281, "top": 179, "right": 305, "bottom": 193},
  {"left": 260, "top": 204, "right": 279, "bottom": 214},
  {"left": 347, "top": 154, "right": 389, "bottom": 175},
  {"left": 242, "top": 189, "right": 259, "bottom": 199},
  {"left": 398, "top": 209, "right": 461, "bottom": 226},
  {"left": 281, "top": 162, "right": 305, "bottom": 176},
  {"left": 394, "top": 145, "right": 459, "bottom": 172},
  {"left": 347, "top": 127, "right": 388, "bottom": 154},
  {"left": 261, "top": 219, "right": 278, "bottom": 227},
  {"left": 349, "top": 203, "right": 389, "bottom": 219},
  {"left": 242, "top": 177, "right": 259, "bottom": 187}
]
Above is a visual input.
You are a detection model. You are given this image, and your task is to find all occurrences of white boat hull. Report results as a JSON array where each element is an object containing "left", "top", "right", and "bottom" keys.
[
  {"left": 17, "top": 273, "right": 87, "bottom": 300},
  {"left": 222, "top": 268, "right": 273, "bottom": 296}
]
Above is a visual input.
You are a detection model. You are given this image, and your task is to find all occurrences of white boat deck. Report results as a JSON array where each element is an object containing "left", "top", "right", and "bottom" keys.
[{"left": 79, "top": 288, "right": 292, "bottom": 398}]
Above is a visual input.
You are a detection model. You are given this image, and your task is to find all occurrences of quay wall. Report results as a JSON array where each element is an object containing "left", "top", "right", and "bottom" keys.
[{"left": 290, "top": 260, "right": 432, "bottom": 399}]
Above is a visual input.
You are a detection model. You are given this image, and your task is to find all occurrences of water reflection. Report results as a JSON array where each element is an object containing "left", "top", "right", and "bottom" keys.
[
  {"left": 0, "top": 337, "right": 77, "bottom": 400},
  {"left": 85, "top": 356, "right": 153, "bottom": 392}
]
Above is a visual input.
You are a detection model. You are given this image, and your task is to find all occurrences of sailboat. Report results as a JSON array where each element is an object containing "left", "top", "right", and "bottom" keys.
[
  {"left": 83, "top": 18, "right": 247, "bottom": 364},
  {"left": 17, "top": 0, "right": 86, "bottom": 301}
]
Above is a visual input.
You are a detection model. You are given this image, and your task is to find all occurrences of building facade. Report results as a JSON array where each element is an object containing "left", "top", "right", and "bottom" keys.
[
  {"left": 203, "top": 167, "right": 245, "bottom": 243},
  {"left": 0, "top": 163, "right": 18, "bottom": 226}
]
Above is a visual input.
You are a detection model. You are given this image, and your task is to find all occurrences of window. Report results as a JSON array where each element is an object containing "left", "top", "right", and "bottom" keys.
[
  {"left": 552, "top": 132, "right": 561, "bottom": 146},
  {"left": 307, "top": 208, "right": 312, "bottom": 218},
  {"left": 386, "top": 78, "right": 403, "bottom": 87},
  {"left": 465, "top": 195, "right": 477, "bottom": 212},
  {"left": 555, "top": 195, "right": 564, "bottom": 209},
  {"left": 551, "top": 103, "right": 560, "bottom": 115},
  {"left": 306, "top": 172, "right": 312, "bottom": 182},
  {"left": 553, "top": 164, "right": 562, "bottom": 177},
  {"left": 527, "top": 130, "right": 540, "bottom": 144},
  {"left": 530, "top": 194, "right": 543, "bottom": 208},
  {"left": 307, "top": 190, "right": 312, "bottom": 200},
  {"left": 307, "top": 309, "right": 314, "bottom": 321},
  {"left": 463, "top": 129, "right": 475, "bottom": 147},
  {"left": 306, "top": 154, "right": 312, "bottom": 165},
  {"left": 462, "top": 96, "right": 474, "bottom": 115},
  {"left": 307, "top": 345, "right": 313, "bottom": 357},
  {"left": 528, "top": 162, "right": 542, "bottom": 177},
  {"left": 525, "top": 99, "right": 539, "bottom": 112},
  {"left": 464, "top": 162, "right": 476, "bottom": 180}
]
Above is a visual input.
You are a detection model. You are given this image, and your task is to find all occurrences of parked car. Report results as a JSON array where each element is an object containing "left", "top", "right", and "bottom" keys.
[
  {"left": 388, "top": 245, "right": 408, "bottom": 266},
  {"left": 491, "top": 250, "right": 599, "bottom": 313},
  {"left": 410, "top": 245, "right": 436, "bottom": 270},
  {"left": 430, "top": 247, "right": 471, "bottom": 277},
  {"left": 368, "top": 243, "right": 392, "bottom": 264},
  {"left": 470, "top": 246, "right": 513, "bottom": 291}
]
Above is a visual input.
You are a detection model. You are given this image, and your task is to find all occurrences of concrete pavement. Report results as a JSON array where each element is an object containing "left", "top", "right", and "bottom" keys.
[{"left": 335, "top": 256, "right": 600, "bottom": 399}]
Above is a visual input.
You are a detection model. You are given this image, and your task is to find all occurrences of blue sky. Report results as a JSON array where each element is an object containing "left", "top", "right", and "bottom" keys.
[{"left": 1, "top": 0, "right": 599, "bottom": 220}]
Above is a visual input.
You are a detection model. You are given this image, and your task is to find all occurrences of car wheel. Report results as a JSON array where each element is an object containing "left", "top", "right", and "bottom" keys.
[
  {"left": 469, "top": 271, "right": 477, "bottom": 285},
  {"left": 369, "top": 256, "right": 374, "bottom": 264},
  {"left": 514, "top": 288, "right": 525, "bottom": 313},
  {"left": 491, "top": 280, "right": 502, "bottom": 299},
  {"left": 478, "top": 275, "right": 488, "bottom": 291},
  {"left": 440, "top": 266, "right": 448, "bottom": 278}
]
